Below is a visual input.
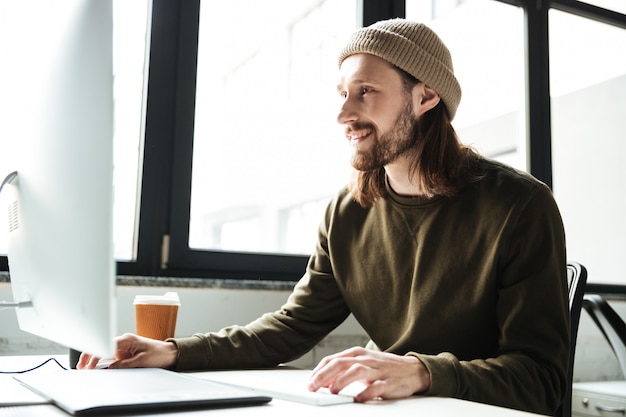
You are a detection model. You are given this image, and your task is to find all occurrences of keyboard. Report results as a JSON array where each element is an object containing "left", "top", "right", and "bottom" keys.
[{"left": 198, "top": 368, "right": 365, "bottom": 406}]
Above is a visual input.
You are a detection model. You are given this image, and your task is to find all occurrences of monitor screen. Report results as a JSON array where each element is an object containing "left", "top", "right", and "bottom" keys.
[{"left": 1, "top": 0, "right": 116, "bottom": 358}]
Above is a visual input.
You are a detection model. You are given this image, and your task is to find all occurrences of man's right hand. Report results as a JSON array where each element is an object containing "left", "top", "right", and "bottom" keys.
[{"left": 76, "top": 333, "right": 178, "bottom": 370}]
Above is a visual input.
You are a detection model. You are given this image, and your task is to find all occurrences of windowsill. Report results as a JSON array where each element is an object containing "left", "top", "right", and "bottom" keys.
[
  {"left": 118, "top": 275, "right": 296, "bottom": 291},
  {"left": 2, "top": 271, "right": 624, "bottom": 297},
  {"left": 0, "top": 271, "right": 296, "bottom": 292}
]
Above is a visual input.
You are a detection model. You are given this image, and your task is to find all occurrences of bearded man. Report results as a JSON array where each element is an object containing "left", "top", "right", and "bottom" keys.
[{"left": 80, "top": 19, "right": 569, "bottom": 416}]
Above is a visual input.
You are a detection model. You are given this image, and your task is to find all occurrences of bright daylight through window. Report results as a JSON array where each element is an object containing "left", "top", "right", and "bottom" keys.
[
  {"left": 549, "top": 9, "right": 626, "bottom": 285},
  {"left": 406, "top": 0, "right": 526, "bottom": 171},
  {"left": 189, "top": 0, "right": 357, "bottom": 255},
  {"left": 0, "top": 1, "right": 149, "bottom": 261}
]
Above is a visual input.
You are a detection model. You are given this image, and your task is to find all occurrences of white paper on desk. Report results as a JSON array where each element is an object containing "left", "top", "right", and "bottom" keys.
[{"left": 0, "top": 375, "right": 49, "bottom": 406}]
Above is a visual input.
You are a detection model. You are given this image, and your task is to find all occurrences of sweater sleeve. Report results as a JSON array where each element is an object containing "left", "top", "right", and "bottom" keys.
[
  {"left": 409, "top": 184, "right": 569, "bottom": 416},
  {"left": 171, "top": 199, "right": 351, "bottom": 371}
]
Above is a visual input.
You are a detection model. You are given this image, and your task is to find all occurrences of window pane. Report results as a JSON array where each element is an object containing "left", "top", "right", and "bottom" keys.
[
  {"left": 550, "top": 11, "right": 626, "bottom": 284},
  {"left": 111, "top": 0, "right": 150, "bottom": 261},
  {"left": 189, "top": 0, "right": 357, "bottom": 255},
  {"left": 0, "top": 1, "right": 149, "bottom": 261},
  {"left": 406, "top": 0, "right": 526, "bottom": 170}
]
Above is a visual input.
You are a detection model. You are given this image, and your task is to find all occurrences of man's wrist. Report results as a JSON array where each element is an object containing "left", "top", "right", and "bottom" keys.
[
  {"left": 163, "top": 340, "right": 180, "bottom": 370},
  {"left": 405, "top": 353, "right": 432, "bottom": 394}
]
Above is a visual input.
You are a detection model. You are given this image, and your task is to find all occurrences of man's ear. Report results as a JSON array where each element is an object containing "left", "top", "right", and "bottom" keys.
[{"left": 412, "top": 83, "right": 441, "bottom": 117}]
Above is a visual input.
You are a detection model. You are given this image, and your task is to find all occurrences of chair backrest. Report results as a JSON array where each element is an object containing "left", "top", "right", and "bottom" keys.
[
  {"left": 582, "top": 293, "right": 626, "bottom": 379},
  {"left": 559, "top": 261, "right": 587, "bottom": 417}
]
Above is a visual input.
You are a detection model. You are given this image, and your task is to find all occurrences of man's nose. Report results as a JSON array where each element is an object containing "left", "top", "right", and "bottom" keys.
[{"left": 337, "top": 95, "right": 358, "bottom": 125}]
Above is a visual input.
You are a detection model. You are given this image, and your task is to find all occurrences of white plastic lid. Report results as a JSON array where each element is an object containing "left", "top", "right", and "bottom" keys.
[{"left": 133, "top": 292, "right": 180, "bottom": 306}]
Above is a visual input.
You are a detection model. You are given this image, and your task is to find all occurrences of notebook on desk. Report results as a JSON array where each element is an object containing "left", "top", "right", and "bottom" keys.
[{"left": 13, "top": 368, "right": 271, "bottom": 415}]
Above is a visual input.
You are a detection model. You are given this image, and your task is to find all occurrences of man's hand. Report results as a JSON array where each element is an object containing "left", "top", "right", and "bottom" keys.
[
  {"left": 76, "top": 333, "right": 178, "bottom": 370},
  {"left": 307, "top": 346, "right": 431, "bottom": 402}
]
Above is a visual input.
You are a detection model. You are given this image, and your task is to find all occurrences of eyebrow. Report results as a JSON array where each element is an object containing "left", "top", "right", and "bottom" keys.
[{"left": 336, "top": 78, "right": 383, "bottom": 91}]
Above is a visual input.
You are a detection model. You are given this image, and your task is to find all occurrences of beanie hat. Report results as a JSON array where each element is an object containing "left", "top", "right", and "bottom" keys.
[{"left": 338, "top": 19, "right": 461, "bottom": 120}]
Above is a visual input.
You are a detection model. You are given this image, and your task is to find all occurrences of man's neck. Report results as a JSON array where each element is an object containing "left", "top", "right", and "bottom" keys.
[{"left": 384, "top": 159, "right": 425, "bottom": 197}]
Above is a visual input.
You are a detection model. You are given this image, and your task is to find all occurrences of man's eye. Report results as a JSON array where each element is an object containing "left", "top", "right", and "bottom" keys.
[{"left": 361, "top": 87, "right": 371, "bottom": 95}]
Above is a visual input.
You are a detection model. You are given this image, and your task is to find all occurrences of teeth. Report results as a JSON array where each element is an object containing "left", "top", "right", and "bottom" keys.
[{"left": 347, "top": 130, "right": 370, "bottom": 140}]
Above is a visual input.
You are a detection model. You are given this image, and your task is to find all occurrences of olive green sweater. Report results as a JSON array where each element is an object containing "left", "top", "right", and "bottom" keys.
[{"left": 173, "top": 159, "right": 569, "bottom": 415}]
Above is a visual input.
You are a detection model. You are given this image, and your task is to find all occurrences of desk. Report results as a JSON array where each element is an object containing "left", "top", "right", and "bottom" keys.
[{"left": 0, "top": 355, "right": 544, "bottom": 417}]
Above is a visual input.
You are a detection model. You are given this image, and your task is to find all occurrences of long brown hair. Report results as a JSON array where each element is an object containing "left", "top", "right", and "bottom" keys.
[{"left": 348, "top": 69, "right": 483, "bottom": 207}]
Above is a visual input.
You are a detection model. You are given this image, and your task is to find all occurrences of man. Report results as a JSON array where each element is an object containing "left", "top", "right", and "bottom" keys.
[{"left": 79, "top": 19, "right": 569, "bottom": 416}]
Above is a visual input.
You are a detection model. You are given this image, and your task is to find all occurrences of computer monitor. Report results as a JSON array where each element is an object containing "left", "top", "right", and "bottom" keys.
[{"left": 1, "top": 0, "right": 116, "bottom": 358}]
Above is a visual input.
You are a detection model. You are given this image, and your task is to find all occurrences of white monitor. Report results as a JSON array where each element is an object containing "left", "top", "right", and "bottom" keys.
[{"left": 1, "top": 0, "right": 116, "bottom": 358}]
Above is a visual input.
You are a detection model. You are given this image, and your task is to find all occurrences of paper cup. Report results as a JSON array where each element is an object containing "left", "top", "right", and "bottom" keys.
[{"left": 134, "top": 292, "right": 180, "bottom": 340}]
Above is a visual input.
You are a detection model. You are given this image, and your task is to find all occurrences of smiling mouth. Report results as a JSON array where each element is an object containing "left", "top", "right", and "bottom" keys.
[{"left": 346, "top": 129, "right": 372, "bottom": 143}]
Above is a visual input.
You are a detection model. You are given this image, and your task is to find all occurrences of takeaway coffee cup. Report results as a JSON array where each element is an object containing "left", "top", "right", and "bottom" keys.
[{"left": 134, "top": 292, "right": 180, "bottom": 340}]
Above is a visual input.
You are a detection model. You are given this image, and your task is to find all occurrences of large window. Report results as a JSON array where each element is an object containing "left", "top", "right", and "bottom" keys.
[
  {"left": 550, "top": 9, "right": 626, "bottom": 285},
  {"left": 2, "top": 1, "right": 625, "bottom": 291},
  {"left": 406, "top": 0, "right": 526, "bottom": 171},
  {"left": 0, "top": 1, "right": 150, "bottom": 262},
  {"left": 189, "top": 0, "right": 356, "bottom": 256}
]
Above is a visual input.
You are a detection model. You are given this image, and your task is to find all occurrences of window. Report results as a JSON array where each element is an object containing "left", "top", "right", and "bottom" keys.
[
  {"left": 112, "top": 0, "right": 151, "bottom": 260},
  {"left": 406, "top": 0, "right": 526, "bottom": 171},
  {"left": 0, "top": 1, "right": 150, "bottom": 262},
  {"left": 189, "top": 0, "right": 357, "bottom": 256},
  {"left": 2, "top": 0, "right": 626, "bottom": 293},
  {"left": 550, "top": 10, "right": 626, "bottom": 285}
]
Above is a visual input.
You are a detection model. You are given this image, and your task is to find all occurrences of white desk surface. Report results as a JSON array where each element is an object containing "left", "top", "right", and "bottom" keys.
[{"left": 0, "top": 354, "right": 544, "bottom": 417}]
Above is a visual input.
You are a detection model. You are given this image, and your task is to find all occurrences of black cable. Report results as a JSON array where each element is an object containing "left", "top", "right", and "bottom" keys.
[{"left": 0, "top": 357, "right": 68, "bottom": 374}]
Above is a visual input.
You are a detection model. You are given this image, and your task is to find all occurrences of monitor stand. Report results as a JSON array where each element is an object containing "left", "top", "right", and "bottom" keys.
[{"left": 69, "top": 348, "right": 81, "bottom": 369}]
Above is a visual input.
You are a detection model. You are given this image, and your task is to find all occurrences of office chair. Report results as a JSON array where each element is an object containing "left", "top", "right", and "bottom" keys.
[
  {"left": 559, "top": 261, "right": 588, "bottom": 417},
  {"left": 582, "top": 293, "right": 626, "bottom": 379}
]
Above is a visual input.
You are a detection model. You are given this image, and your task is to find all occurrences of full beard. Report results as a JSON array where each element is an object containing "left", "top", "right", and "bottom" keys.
[{"left": 349, "top": 100, "right": 419, "bottom": 172}]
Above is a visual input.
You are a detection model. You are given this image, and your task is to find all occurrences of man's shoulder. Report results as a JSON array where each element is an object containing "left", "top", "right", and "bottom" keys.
[
  {"left": 465, "top": 158, "right": 558, "bottom": 218},
  {"left": 476, "top": 157, "right": 548, "bottom": 194}
]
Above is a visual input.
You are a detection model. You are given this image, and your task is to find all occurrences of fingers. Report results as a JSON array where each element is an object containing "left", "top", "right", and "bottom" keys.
[
  {"left": 75, "top": 333, "right": 178, "bottom": 370},
  {"left": 308, "top": 347, "right": 373, "bottom": 391},
  {"left": 107, "top": 333, "right": 153, "bottom": 368},
  {"left": 110, "top": 334, "right": 178, "bottom": 369},
  {"left": 75, "top": 334, "right": 135, "bottom": 369},
  {"left": 76, "top": 352, "right": 101, "bottom": 369},
  {"left": 354, "top": 379, "right": 386, "bottom": 402},
  {"left": 312, "top": 346, "right": 366, "bottom": 371},
  {"left": 308, "top": 347, "right": 430, "bottom": 402}
]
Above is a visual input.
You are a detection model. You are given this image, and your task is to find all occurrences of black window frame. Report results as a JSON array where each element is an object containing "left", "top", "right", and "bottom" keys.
[{"left": 2, "top": 0, "right": 625, "bottom": 294}]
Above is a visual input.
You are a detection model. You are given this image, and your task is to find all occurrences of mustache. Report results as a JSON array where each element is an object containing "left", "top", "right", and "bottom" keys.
[{"left": 344, "top": 122, "right": 375, "bottom": 136}]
